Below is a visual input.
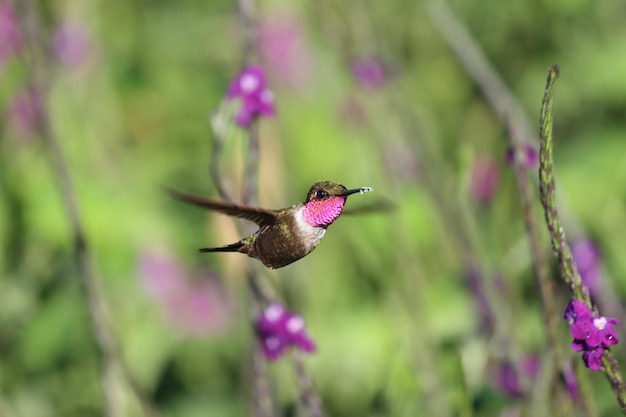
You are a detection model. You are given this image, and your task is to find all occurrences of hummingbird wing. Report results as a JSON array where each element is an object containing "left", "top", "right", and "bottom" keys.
[{"left": 167, "top": 188, "right": 278, "bottom": 226}]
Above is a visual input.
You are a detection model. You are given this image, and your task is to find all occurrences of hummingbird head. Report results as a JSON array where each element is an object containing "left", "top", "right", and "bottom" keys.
[{"left": 302, "top": 181, "right": 372, "bottom": 228}]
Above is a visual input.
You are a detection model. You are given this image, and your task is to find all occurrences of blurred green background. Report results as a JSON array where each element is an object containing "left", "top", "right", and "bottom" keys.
[{"left": 2, "top": 0, "right": 626, "bottom": 416}]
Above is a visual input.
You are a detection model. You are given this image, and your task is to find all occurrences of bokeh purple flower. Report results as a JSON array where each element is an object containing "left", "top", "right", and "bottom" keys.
[
  {"left": 226, "top": 65, "right": 275, "bottom": 128},
  {"left": 0, "top": 2, "right": 21, "bottom": 68},
  {"left": 351, "top": 57, "right": 391, "bottom": 90},
  {"left": 8, "top": 88, "right": 43, "bottom": 140},
  {"left": 505, "top": 143, "right": 538, "bottom": 168},
  {"left": 562, "top": 361, "right": 580, "bottom": 401},
  {"left": 139, "top": 252, "right": 233, "bottom": 337},
  {"left": 494, "top": 361, "right": 522, "bottom": 398},
  {"left": 470, "top": 155, "right": 500, "bottom": 203},
  {"left": 564, "top": 300, "right": 619, "bottom": 371},
  {"left": 493, "top": 356, "right": 539, "bottom": 398},
  {"left": 572, "top": 239, "right": 602, "bottom": 297},
  {"left": 255, "top": 303, "right": 315, "bottom": 361},
  {"left": 258, "top": 11, "right": 313, "bottom": 91},
  {"left": 53, "top": 22, "right": 90, "bottom": 68}
]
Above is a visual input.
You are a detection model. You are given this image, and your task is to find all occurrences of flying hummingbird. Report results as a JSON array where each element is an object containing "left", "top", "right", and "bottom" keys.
[{"left": 169, "top": 181, "right": 373, "bottom": 269}]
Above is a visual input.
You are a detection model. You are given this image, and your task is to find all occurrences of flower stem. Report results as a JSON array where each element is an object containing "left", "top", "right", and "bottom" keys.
[
  {"left": 537, "top": 65, "right": 586, "bottom": 301},
  {"left": 538, "top": 64, "right": 626, "bottom": 413}
]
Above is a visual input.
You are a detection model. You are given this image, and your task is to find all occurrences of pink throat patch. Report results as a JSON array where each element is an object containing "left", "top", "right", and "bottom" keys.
[{"left": 303, "top": 197, "right": 346, "bottom": 227}]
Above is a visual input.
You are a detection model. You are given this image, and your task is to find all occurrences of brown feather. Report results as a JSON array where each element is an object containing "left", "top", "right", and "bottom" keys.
[{"left": 166, "top": 188, "right": 277, "bottom": 226}]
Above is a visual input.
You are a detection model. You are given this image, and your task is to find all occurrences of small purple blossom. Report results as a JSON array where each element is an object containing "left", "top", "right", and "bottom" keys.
[
  {"left": 0, "top": 2, "right": 21, "bottom": 68},
  {"left": 493, "top": 356, "right": 539, "bottom": 398},
  {"left": 255, "top": 303, "right": 315, "bottom": 361},
  {"left": 564, "top": 300, "right": 619, "bottom": 371},
  {"left": 564, "top": 300, "right": 593, "bottom": 340},
  {"left": 53, "top": 22, "right": 90, "bottom": 68},
  {"left": 470, "top": 155, "right": 500, "bottom": 203},
  {"left": 592, "top": 316, "right": 620, "bottom": 347},
  {"left": 351, "top": 57, "right": 390, "bottom": 90},
  {"left": 582, "top": 347, "right": 605, "bottom": 371},
  {"left": 505, "top": 143, "right": 538, "bottom": 168},
  {"left": 226, "top": 65, "right": 275, "bottom": 128},
  {"left": 258, "top": 11, "right": 313, "bottom": 91},
  {"left": 8, "top": 88, "right": 43, "bottom": 140},
  {"left": 139, "top": 252, "right": 234, "bottom": 336},
  {"left": 562, "top": 361, "right": 580, "bottom": 401},
  {"left": 493, "top": 361, "right": 523, "bottom": 398}
]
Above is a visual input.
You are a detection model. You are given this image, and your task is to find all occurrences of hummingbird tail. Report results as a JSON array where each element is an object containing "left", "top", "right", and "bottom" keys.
[{"left": 199, "top": 241, "right": 245, "bottom": 253}]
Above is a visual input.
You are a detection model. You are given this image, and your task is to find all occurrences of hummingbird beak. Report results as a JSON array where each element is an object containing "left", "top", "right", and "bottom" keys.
[{"left": 340, "top": 187, "right": 373, "bottom": 196}]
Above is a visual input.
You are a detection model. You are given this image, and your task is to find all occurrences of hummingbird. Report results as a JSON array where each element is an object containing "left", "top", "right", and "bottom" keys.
[{"left": 169, "top": 181, "right": 373, "bottom": 269}]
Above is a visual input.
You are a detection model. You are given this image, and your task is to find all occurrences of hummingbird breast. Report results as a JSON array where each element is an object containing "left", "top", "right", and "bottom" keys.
[{"left": 254, "top": 206, "right": 326, "bottom": 269}]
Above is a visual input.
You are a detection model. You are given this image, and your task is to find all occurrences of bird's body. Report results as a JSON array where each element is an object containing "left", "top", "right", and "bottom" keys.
[{"left": 169, "top": 181, "right": 372, "bottom": 268}]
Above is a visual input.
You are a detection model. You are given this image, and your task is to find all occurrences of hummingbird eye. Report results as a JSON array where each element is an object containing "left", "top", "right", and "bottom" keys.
[{"left": 315, "top": 190, "right": 327, "bottom": 199}]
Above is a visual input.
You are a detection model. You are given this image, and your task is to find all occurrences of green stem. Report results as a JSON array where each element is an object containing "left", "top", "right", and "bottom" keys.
[
  {"left": 538, "top": 64, "right": 626, "bottom": 414},
  {"left": 538, "top": 65, "right": 588, "bottom": 302}
]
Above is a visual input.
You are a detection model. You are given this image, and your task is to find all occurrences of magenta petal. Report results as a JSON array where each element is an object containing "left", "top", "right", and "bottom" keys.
[
  {"left": 564, "top": 300, "right": 593, "bottom": 323},
  {"left": 227, "top": 66, "right": 267, "bottom": 98},
  {"left": 226, "top": 65, "right": 275, "bottom": 128},
  {"left": 285, "top": 315, "right": 315, "bottom": 352},
  {"left": 293, "top": 332, "right": 316, "bottom": 353},
  {"left": 603, "top": 332, "right": 619, "bottom": 347},
  {"left": 582, "top": 348, "right": 605, "bottom": 371},
  {"left": 601, "top": 322, "right": 619, "bottom": 347},
  {"left": 235, "top": 104, "right": 255, "bottom": 128},
  {"left": 570, "top": 321, "right": 591, "bottom": 340},
  {"left": 256, "top": 89, "right": 276, "bottom": 115},
  {"left": 260, "top": 337, "right": 287, "bottom": 361},
  {"left": 255, "top": 304, "right": 316, "bottom": 361},
  {"left": 585, "top": 329, "right": 603, "bottom": 348},
  {"left": 571, "top": 340, "right": 586, "bottom": 352}
]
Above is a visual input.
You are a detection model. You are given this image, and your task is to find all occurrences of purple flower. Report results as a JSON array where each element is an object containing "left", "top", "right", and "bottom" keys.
[
  {"left": 494, "top": 361, "right": 522, "bottom": 397},
  {"left": 8, "top": 88, "right": 43, "bottom": 139},
  {"left": 562, "top": 361, "right": 580, "bottom": 401},
  {"left": 53, "top": 22, "right": 90, "bottom": 68},
  {"left": 492, "top": 356, "right": 539, "bottom": 398},
  {"left": 226, "top": 65, "right": 275, "bottom": 128},
  {"left": 0, "top": 2, "right": 21, "bottom": 68},
  {"left": 572, "top": 239, "right": 602, "bottom": 297},
  {"left": 505, "top": 143, "right": 538, "bottom": 168},
  {"left": 470, "top": 155, "right": 500, "bottom": 203},
  {"left": 139, "top": 252, "right": 234, "bottom": 336},
  {"left": 564, "top": 300, "right": 594, "bottom": 340},
  {"left": 351, "top": 57, "right": 391, "bottom": 90},
  {"left": 564, "top": 300, "right": 619, "bottom": 371},
  {"left": 591, "top": 316, "right": 620, "bottom": 347},
  {"left": 582, "top": 347, "right": 605, "bottom": 371},
  {"left": 255, "top": 303, "right": 315, "bottom": 361},
  {"left": 258, "top": 11, "right": 313, "bottom": 91}
]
